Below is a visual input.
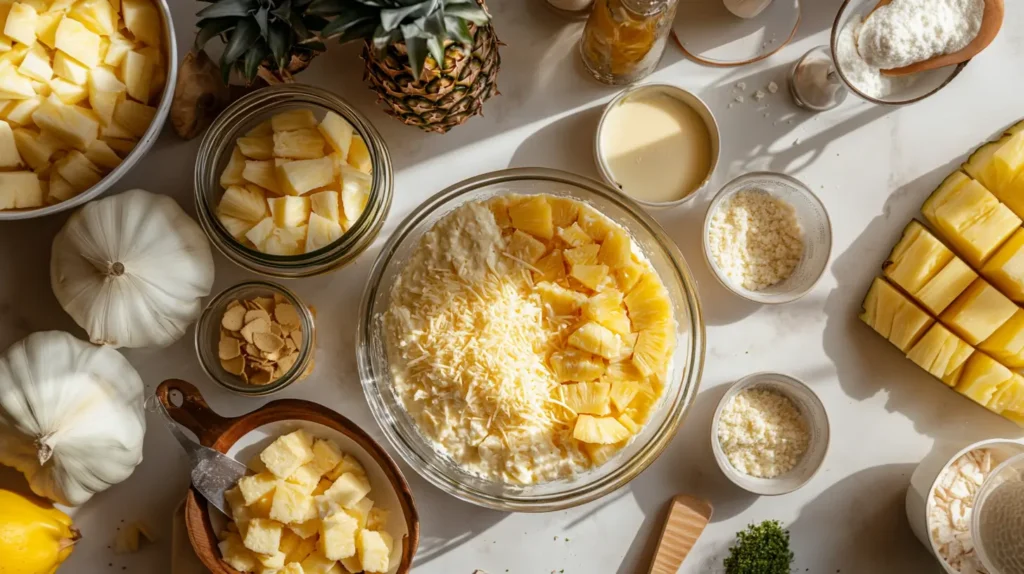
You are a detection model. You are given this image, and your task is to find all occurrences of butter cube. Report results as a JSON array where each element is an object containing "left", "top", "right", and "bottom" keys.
[
  {"left": 340, "top": 555, "right": 362, "bottom": 574},
  {"left": 260, "top": 430, "right": 316, "bottom": 479},
  {"left": 366, "top": 507, "right": 388, "bottom": 532},
  {"left": 320, "top": 511, "right": 358, "bottom": 560},
  {"left": 288, "top": 519, "right": 320, "bottom": 540},
  {"left": 270, "top": 481, "right": 315, "bottom": 525},
  {"left": 250, "top": 492, "right": 275, "bottom": 519},
  {"left": 300, "top": 550, "right": 343, "bottom": 574},
  {"left": 287, "top": 463, "right": 323, "bottom": 494},
  {"left": 323, "top": 472, "right": 371, "bottom": 509},
  {"left": 258, "top": 550, "right": 287, "bottom": 569},
  {"left": 282, "top": 563, "right": 306, "bottom": 574},
  {"left": 325, "top": 454, "right": 365, "bottom": 481},
  {"left": 243, "top": 518, "right": 283, "bottom": 555},
  {"left": 357, "top": 530, "right": 390, "bottom": 574},
  {"left": 310, "top": 439, "right": 344, "bottom": 476},
  {"left": 279, "top": 529, "right": 302, "bottom": 555},
  {"left": 239, "top": 471, "right": 279, "bottom": 505},
  {"left": 346, "top": 497, "right": 373, "bottom": 529},
  {"left": 218, "top": 533, "right": 259, "bottom": 572},
  {"left": 224, "top": 487, "right": 251, "bottom": 524},
  {"left": 312, "top": 478, "right": 332, "bottom": 496},
  {"left": 285, "top": 536, "right": 316, "bottom": 565}
]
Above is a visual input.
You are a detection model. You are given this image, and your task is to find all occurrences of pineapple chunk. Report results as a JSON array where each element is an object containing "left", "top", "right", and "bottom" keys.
[
  {"left": 54, "top": 150, "right": 101, "bottom": 191},
  {"left": 0, "top": 64, "right": 36, "bottom": 98},
  {"left": 533, "top": 249, "right": 566, "bottom": 283},
  {"left": 979, "top": 309, "right": 1024, "bottom": 368},
  {"left": 955, "top": 351, "right": 1014, "bottom": 408},
  {"left": 121, "top": 50, "right": 152, "bottom": 103},
  {"left": 605, "top": 360, "right": 644, "bottom": 383},
  {"left": 309, "top": 190, "right": 341, "bottom": 224},
  {"left": 347, "top": 134, "right": 371, "bottom": 173},
  {"left": 55, "top": 18, "right": 100, "bottom": 67},
  {"left": 318, "top": 111, "right": 353, "bottom": 158},
  {"left": 47, "top": 173, "right": 75, "bottom": 203},
  {"left": 102, "top": 30, "right": 132, "bottom": 66},
  {"left": 569, "top": 322, "right": 621, "bottom": 360},
  {"left": 217, "top": 213, "right": 254, "bottom": 240},
  {"left": 617, "top": 413, "right": 639, "bottom": 434},
  {"left": 102, "top": 136, "right": 136, "bottom": 155},
  {"left": 989, "top": 375, "right": 1024, "bottom": 415},
  {"left": 570, "top": 264, "right": 609, "bottom": 290},
  {"left": 31, "top": 96, "right": 98, "bottom": 150},
  {"left": 356, "top": 530, "right": 390, "bottom": 574},
  {"left": 18, "top": 42, "right": 51, "bottom": 83},
  {"left": 557, "top": 222, "right": 592, "bottom": 247},
  {"left": 548, "top": 196, "right": 579, "bottom": 228},
  {"left": 906, "top": 323, "right": 975, "bottom": 387},
  {"left": 220, "top": 146, "right": 247, "bottom": 187},
  {"left": 536, "top": 281, "right": 586, "bottom": 316},
  {"left": 268, "top": 195, "right": 310, "bottom": 228},
  {"left": 859, "top": 277, "right": 933, "bottom": 351},
  {"left": 243, "top": 160, "right": 282, "bottom": 194},
  {"left": 509, "top": 196, "right": 554, "bottom": 240},
  {"left": 940, "top": 279, "right": 1018, "bottom": 346},
  {"left": 549, "top": 348, "right": 605, "bottom": 382},
  {"left": 219, "top": 185, "right": 268, "bottom": 222},
  {"left": 121, "top": 0, "right": 162, "bottom": 47},
  {"left": 2, "top": 98, "right": 38, "bottom": 125},
  {"left": 965, "top": 133, "right": 1024, "bottom": 195},
  {"left": 582, "top": 289, "right": 631, "bottom": 335},
  {"left": 305, "top": 212, "right": 343, "bottom": 253},
  {"left": 112, "top": 99, "right": 155, "bottom": 137},
  {"left": 13, "top": 127, "right": 53, "bottom": 169},
  {"left": 263, "top": 226, "right": 307, "bottom": 256},
  {"left": 959, "top": 203, "right": 1021, "bottom": 267},
  {"left": 272, "top": 109, "right": 317, "bottom": 132},
  {"left": 340, "top": 165, "right": 370, "bottom": 223},
  {"left": 982, "top": 228, "right": 1024, "bottom": 302},
  {"left": 69, "top": 0, "right": 118, "bottom": 36},
  {"left": 84, "top": 140, "right": 119, "bottom": 169},
  {"left": 0, "top": 171, "right": 42, "bottom": 208},
  {"left": 599, "top": 227, "right": 632, "bottom": 268},
  {"left": 0, "top": 44, "right": 29, "bottom": 67},
  {"left": 5, "top": 3, "right": 37, "bottom": 46},
  {"left": 573, "top": 414, "right": 631, "bottom": 444},
  {"left": 882, "top": 221, "right": 954, "bottom": 294},
  {"left": 559, "top": 382, "right": 612, "bottom": 415},
  {"left": 632, "top": 322, "right": 673, "bottom": 377},
  {"left": 577, "top": 206, "right": 615, "bottom": 241},
  {"left": 278, "top": 157, "right": 334, "bottom": 196},
  {"left": 274, "top": 128, "right": 326, "bottom": 160},
  {"left": 35, "top": 11, "right": 61, "bottom": 49},
  {"left": 237, "top": 135, "right": 275, "bottom": 160},
  {"left": 623, "top": 272, "right": 672, "bottom": 331},
  {"left": 488, "top": 196, "right": 512, "bottom": 228},
  {"left": 506, "top": 229, "right": 547, "bottom": 264},
  {"left": 582, "top": 442, "right": 625, "bottom": 465},
  {"left": 616, "top": 260, "right": 644, "bottom": 292},
  {"left": 244, "top": 217, "right": 275, "bottom": 248},
  {"left": 565, "top": 244, "right": 600, "bottom": 266},
  {"left": 49, "top": 78, "right": 87, "bottom": 105},
  {"left": 922, "top": 172, "right": 1019, "bottom": 266},
  {"left": 609, "top": 380, "right": 642, "bottom": 411},
  {"left": 0, "top": 120, "right": 20, "bottom": 168},
  {"left": 915, "top": 257, "right": 978, "bottom": 315}
]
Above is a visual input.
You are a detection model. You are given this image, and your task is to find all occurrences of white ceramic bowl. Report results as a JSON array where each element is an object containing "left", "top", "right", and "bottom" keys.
[
  {"left": 711, "top": 372, "right": 830, "bottom": 495},
  {"left": 594, "top": 83, "right": 720, "bottom": 209},
  {"left": 905, "top": 438, "right": 1024, "bottom": 574},
  {"left": 702, "top": 171, "right": 832, "bottom": 304}
]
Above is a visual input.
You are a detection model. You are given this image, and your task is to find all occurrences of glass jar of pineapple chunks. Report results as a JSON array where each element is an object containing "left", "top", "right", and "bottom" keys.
[
  {"left": 580, "top": 0, "right": 679, "bottom": 85},
  {"left": 194, "top": 84, "right": 393, "bottom": 278}
]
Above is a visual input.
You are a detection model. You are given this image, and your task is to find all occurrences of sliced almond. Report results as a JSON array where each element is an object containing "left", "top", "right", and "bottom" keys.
[
  {"left": 250, "top": 366, "right": 274, "bottom": 385},
  {"left": 255, "top": 296, "right": 275, "bottom": 312},
  {"left": 220, "top": 355, "right": 245, "bottom": 375},
  {"left": 218, "top": 337, "right": 242, "bottom": 360},
  {"left": 273, "top": 293, "right": 287, "bottom": 305},
  {"left": 253, "top": 332, "right": 284, "bottom": 353},
  {"left": 275, "top": 304, "right": 301, "bottom": 329},
  {"left": 290, "top": 329, "right": 302, "bottom": 348},
  {"left": 277, "top": 352, "right": 298, "bottom": 374},
  {"left": 240, "top": 318, "right": 271, "bottom": 343},
  {"left": 243, "top": 300, "right": 261, "bottom": 311},
  {"left": 226, "top": 300, "right": 243, "bottom": 310},
  {"left": 244, "top": 343, "right": 260, "bottom": 357},
  {"left": 270, "top": 323, "right": 285, "bottom": 338},
  {"left": 244, "top": 308, "right": 271, "bottom": 325},
  {"left": 263, "top": 350, "right": 281, "bottom": 362},
  {"left": 221, "top": 305, "right": 247, "bottom": 331},
  {"left": 284, "top": 338, "right": 297, "bottom": 353}
]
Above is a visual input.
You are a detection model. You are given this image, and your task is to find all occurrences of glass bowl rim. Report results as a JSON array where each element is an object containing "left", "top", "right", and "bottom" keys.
[
  {"left": 195, "top": 280, "right": 316, "bottom": 396},
  {"left": 356, "top": 166, "right": 706, "bottom": 511}
]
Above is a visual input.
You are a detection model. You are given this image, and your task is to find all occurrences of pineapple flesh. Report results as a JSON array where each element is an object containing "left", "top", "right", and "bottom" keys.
[
  {"left": 915, "top": 257, "right": 978, "bottom": 315},
  {"left": 906, "top": 323, "right": 975, "bottom": 387},
  {"left": 573, "top": 415, "right": 631, "bottom": 444},
  {"left": 981, "top": 228, "right": 1024, "bottom": 302},
  {"left": 859, "top": 277, "right": 933, "bottom": 352},
  {"left": 882, "top": 221, "right": 953, "bottom": 294},
  {"left": 940, "top": 279, "right": 1017, "bottom": 346},
  {"left": 955, "top": 352, "right": 1013, "bottom": 409},
  {"left": 921, "top": 172, "right": 1020, "bottom": 266},
  {"left": 508, "top": 196, "right": 554, "bottom": 240},
  {"left": 978, "top": 309, "right": 1024, "bottom": 368},
  {"left": 559, "top": 382, "right": 612, "bottom": 415},
  {"left": 568, "top": 322, "right": 621, "bottom": 360}
]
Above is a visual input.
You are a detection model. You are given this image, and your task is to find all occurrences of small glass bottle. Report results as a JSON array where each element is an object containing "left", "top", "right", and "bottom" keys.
[{"left": 580, "top": 0, "right": 679, "bottom": 85}]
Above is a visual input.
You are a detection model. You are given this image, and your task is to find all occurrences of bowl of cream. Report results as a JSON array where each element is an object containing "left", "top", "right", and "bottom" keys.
[{"left": 595, "top": 84, "right": 720, "bottom": 209}]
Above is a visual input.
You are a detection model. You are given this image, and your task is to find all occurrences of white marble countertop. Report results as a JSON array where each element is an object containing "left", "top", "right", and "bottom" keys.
[{"left": 3, "top": 0, "right": 1024, "bottom": 572}]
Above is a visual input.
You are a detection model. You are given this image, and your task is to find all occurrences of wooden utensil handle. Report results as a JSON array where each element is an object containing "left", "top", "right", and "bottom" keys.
[{"left": 156, "top": 379, "right": 234, "bottom": 447}]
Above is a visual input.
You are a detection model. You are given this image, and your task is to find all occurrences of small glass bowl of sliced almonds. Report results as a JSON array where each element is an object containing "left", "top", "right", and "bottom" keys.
[{"left": 195, "top": 281, "right": 316, "bottom": 395}]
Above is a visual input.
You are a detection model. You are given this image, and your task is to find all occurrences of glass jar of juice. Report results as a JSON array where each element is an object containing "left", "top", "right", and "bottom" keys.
[{"left": 580, "top": 0, "right": 679, "bottom": 85}]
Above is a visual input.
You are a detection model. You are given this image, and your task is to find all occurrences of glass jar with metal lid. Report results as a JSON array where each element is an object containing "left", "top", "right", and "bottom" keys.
[
  {"left": 194, "top": 84, "right": 393, "bottom": 278},
  {"left": 580, "top": 0, "right": 679, "bottom": 85}
]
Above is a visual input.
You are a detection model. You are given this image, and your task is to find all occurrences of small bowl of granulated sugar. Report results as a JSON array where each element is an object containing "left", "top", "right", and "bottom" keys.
[{"left": 703, "top": 172, "right": 832, "bottom": 304}]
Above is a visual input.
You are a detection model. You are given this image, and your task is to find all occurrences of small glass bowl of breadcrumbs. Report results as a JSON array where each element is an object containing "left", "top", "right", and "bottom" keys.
[
  {"left": 195, "top": 281, "right": 316, "bottom": 396},
  {"left": 702, "top": 172, "right": 832, "bottom": 304}
]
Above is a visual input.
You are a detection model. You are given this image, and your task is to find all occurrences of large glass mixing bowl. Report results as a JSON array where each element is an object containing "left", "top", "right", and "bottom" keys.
[{"left": 356, "top": 168, "right": 705, "bottom": 511}]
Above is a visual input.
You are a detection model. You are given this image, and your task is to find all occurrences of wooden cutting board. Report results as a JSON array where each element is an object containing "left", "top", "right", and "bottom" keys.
[{"left": 647, "top": 495, "right": 714, "bottom": 574}]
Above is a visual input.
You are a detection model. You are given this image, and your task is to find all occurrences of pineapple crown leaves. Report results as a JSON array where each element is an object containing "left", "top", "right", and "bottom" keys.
[
  {"left": 194, "top": 0, "right": 329, "bottom": 84},
  {"left": 308, "top": 0, "right": 489, "bottom": 80}
]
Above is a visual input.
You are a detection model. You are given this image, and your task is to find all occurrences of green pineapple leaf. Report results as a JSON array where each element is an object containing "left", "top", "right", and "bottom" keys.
[
  {"left": 197, "top": 0, "right": 258, "bottom": 19},
  {"left": 267, "top": 20, "right": 291, "bottom": 69},
  {"left": 400, "top": 22, "right": 428, "bottom": 79},
  {"left": 221, "top": 17, "right": 260, "bottom": 82},
  {"left": 444, "top": 15, "right": 471, "bottom": 45},
  {"left": 195, "top": 17, "right": 235, "bottom": 49},
  {"left": 243, "top": 41, "right": 270, "bottom": 81}
]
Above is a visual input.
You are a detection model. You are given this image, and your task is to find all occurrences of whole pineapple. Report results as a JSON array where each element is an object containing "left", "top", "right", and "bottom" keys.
[{"left": 311, "top": 0, "right": 501, "bottom": 134}]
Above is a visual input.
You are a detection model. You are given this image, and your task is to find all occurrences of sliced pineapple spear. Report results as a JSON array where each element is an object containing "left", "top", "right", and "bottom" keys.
[
  {"left": 940, "top": 279, "right": 1017, "bottom": 346},
  {"left": 907, "top": 323, "right": 975, "bottom": 387},
  {"left": 883, "top": 221, "right": 977, "bottom": 315},
  {"left": 978, "top": 309, "right": 1024, "bottom": 368},
  {"left": 982, "top": 229, "right": 1024, "bottom": 302},
  {"left": 922, "top": 171, "right": 1020, "bottom": 267},
  {"left": 860, "top": 277, "right": 933, "bottom": 352},
  {"left": 963, "top": 131, "right": 1024, "bottom": 211},
  {"left": 216, "top": 110, "right": 372, "bottom": 253}
]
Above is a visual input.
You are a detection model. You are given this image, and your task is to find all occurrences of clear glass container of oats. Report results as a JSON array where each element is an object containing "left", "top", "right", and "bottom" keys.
[{"left": 357, "top": 167, "right": 705, "bottom": 511}]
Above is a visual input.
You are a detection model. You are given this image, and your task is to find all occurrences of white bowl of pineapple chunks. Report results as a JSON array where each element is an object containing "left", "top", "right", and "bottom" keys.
[
  {"left": 195, "top": 84, "right": 393, "bottom": 278},
  {"left": 0, "top": 0, "right": 175, "bottom": 220}
]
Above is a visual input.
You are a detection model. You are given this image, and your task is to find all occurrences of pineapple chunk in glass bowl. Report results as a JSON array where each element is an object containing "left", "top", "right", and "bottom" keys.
[
  {"left": 357, "top": 167, "right": 705, "bottom": 511},
  {"left": 194, "top": 84, "right": 393, "bottom": 278}
]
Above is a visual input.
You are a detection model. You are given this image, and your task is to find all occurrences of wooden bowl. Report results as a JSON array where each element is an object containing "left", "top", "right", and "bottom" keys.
[{"left": 157, "top": 379, "right": 419, "bottom": 574}]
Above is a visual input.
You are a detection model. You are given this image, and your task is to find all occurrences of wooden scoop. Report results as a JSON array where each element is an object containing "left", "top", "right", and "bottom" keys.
[
  {"left": 864, "top": 0, "right": 1004, "bottom": 76},
  {"left": 647, "top": 495, "right": 713, "bottom": 574}
]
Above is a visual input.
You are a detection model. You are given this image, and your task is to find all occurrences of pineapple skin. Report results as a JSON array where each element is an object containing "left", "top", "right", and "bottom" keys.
[{"left": 361, "top": 21, "right": 500, "bottom": 134}]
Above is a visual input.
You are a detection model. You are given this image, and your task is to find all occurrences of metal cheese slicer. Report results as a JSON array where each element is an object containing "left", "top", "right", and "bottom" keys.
[{"left": 146, "top": 394, "right": 248, "bottom": 516}]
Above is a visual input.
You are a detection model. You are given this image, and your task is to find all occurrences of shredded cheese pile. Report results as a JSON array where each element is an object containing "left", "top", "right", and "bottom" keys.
[{"left": 386, "top": 203, "right": 583, "bottom": 484}]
